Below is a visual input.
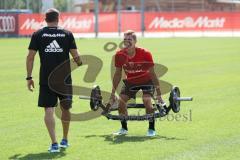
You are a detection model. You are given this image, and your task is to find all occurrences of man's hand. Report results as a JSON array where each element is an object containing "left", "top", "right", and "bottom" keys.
[
  {"left": 77, "top": 60, "right": 83, "bottom": 66},
  {"left": 27, "top": 79, "right": 35, "bottom": 92},
  {"left": 73, "top": 56, "right": 82, "bottom": 66},
  {"left": 156, "top": 95, "right": 165, "bottom": 104},
  {"left": 109, "top": 94, "right": 117, "bottom": 106},
  {"left": 70, "top": 49, "right": 82, "bottom": 66},
  {"left": 156, "top": 95, "right": 169, "bottom": 115},
  {"left": 102, "top": 94, "right": 117, "bottom": 114}
]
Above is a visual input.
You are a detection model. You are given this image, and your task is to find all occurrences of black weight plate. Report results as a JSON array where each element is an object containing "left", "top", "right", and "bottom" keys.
[
  {"left": 90, "top": 85, "right": 102, "bottom": 111},
  {"left": 169, "top": 86, "right": 181, "bottom": 113}
]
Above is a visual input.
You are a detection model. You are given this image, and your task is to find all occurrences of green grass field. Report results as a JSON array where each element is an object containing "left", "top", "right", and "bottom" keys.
[{"left": 0, "top": 37, "right": 240, "bottom": 160}]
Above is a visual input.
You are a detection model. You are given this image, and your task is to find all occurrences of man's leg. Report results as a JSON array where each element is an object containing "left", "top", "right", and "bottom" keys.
[
  {"left": 44, "top": 107, "right": 57, "bottom": 144},
  {"left": 58, "top": 96, "right": 72, "bottom": 144},
  {"left": 39, "top": 85, "right": 60, "bottom": 152},
  {"left": 118, "top": 94, "right": 130, "bottom": 130},
  {"left": 117, "top": 80, "right": 137, "bottom": 132},
  {"left": 142, "top": 94, "right": 155, "bottom": 131},
  {"left": 60, "top": 106, "right": 71, "bottom": 140}
]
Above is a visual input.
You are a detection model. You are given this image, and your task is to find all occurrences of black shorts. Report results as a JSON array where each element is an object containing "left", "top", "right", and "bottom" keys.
[
  {"left": 120, "top": 80, "right": 155, "bottom": 99},
  {"left": 38, "top": 85, "right": 72, "bottom": 109}
]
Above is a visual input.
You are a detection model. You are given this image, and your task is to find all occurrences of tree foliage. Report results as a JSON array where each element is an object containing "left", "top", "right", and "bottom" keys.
[
  {"left": 0, "top": 0, "right": 42, "bottom": 13},
  {"left": 54, "top": 0, "right": 68, "bottom": 12}
]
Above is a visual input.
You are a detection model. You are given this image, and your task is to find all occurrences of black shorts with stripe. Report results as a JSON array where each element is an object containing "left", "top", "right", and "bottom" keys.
[
  {"left": 120, "top": 80, "right": 155, "bottom": 99},
  {"left": 38, "top": 85, "right": 72, "bottom": 109}
]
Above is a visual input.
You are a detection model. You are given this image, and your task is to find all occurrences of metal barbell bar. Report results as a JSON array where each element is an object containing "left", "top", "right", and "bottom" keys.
[
  {"left": 79, "top": 96, "right": 193, "bottom": 102},
  {"left": 79, "top": 85, "right": 193, "bottom": 113}
]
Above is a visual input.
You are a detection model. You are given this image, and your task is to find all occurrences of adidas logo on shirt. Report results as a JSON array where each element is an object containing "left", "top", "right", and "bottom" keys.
[{"left": 45, "top": 40, "right": 63, "bottom": 53}]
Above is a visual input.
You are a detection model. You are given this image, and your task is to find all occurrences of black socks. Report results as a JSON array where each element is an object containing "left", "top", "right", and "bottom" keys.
[
  {"left": 121, "top": 120, "right": 128, "bottom": 130},
  {"left": 149, "top": 117, "right": 155, "bottom": 130},
  {"left": 121, "top": 120, "right": 154, "bottom": 130}
]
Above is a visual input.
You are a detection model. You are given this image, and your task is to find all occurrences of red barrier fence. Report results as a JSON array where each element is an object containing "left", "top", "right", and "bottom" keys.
[
  {"left": 145, "top": 12, "right": 240, "bottom": 32},
  {"left": 1, "top": 12, "right": 240, "bottom": 36},
  {"left": 0, "top": 14, "right": 18, "bottom": 34}
]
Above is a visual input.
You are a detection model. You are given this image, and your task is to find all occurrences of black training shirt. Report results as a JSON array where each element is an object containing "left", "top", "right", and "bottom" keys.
[{"left": 28, "top": 26, "right": 77, "bottom": 85}]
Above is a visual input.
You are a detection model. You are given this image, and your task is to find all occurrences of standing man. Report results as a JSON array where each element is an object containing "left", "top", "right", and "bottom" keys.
[
  {"left": 26, "top": 8, "right": 82, "bottom": 152},
  {"left": 109, "top": 30, "right": 165, "bottom": 137}
]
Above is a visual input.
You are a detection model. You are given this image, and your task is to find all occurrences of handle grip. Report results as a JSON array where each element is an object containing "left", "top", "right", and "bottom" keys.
[{"left": 174, "top": 97, "right": 193, "bottom": 101}]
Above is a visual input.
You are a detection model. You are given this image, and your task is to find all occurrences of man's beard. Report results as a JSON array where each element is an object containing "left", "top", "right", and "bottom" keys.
[{"left": 124, "top": 41, "right": 133, "bottom": 49}]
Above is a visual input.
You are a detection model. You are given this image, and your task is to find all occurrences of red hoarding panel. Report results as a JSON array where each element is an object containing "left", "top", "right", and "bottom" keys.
[
  {"left": 121, "top": 12, "right": 141, "bottom": 32},
  {"left": 99, "top": 13, "right": 117, "bottom": 32},
  {"left": 60, "top": 13, "right": 94, "bottom": 33},
  {"left": 18, "top": 14, "right": 44, "bottom": 35},
  {"left": 17, "top": 12, "right": 240, "bottom": 35},
  {"left": 18, "top": 13, "right": 94, "bottom": 35},
  {"left": 0, "top": 14, "right": 18, "bottom": 34},
  {"left": 145, "top": 12, "right": 240, "bottom": 32},
  {"left": 98, "top": 12, "right": 141, "bottom": 32}
]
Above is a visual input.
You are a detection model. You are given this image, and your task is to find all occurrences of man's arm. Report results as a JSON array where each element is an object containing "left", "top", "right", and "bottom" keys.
[
  {"left": 26, "top": 49, "right": 37, "bottom": 91},
  {"left": 104, "top": 67, "right": 122, "bottom": 111},
  {"left": 149, "top": 67, "right": 164, "bottom": 102},
  {"left": 70, "top": 49, "right": 82, "bottom": 66},
  {"left": 111, "top": 67, "right": 122, "bottom": 95}
]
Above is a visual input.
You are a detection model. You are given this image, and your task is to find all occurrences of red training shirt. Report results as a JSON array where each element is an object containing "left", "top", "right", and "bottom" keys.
[{"left": 115, "top": 47, "right": 154, "bottom": 84}]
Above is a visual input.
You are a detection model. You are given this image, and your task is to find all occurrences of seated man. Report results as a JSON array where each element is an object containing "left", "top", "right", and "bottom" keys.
[{"left": 109, "top": 30, "right": 164, "bottom": 137}]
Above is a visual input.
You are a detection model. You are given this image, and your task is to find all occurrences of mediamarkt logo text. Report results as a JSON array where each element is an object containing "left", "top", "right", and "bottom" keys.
[
  {"left": 149, "top": 16, "right": 226, "bottom": 29},
  {"left": 20, "top": 17, "right": 93, "bottom": 30}
]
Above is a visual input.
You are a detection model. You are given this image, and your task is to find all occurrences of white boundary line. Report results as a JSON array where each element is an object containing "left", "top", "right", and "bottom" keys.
[{"left": 73, "top": 31, "right": 240, "bottom": 38}]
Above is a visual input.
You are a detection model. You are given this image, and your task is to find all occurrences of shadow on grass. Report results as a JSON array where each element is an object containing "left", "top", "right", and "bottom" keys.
[
  {"left": 9, "top": 149, "right": 66, "bottom": 160},
  {"left": 85, "top": 134, "right": 185, "bottom": 144}
]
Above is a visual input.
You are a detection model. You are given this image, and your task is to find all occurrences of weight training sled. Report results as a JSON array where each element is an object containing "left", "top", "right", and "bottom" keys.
[{"left": 79, "top": 85, "right": 193, "bottom": 121}]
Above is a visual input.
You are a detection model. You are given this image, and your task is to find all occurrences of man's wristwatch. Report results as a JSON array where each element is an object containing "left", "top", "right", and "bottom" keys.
[{"left": 26, "top": 76, "right": 32, "bottom": 80}]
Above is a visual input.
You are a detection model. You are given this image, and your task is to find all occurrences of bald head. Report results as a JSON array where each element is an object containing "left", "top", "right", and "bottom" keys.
[{"left": 45, "top": 8, "right": 60, "bottom": 23}]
